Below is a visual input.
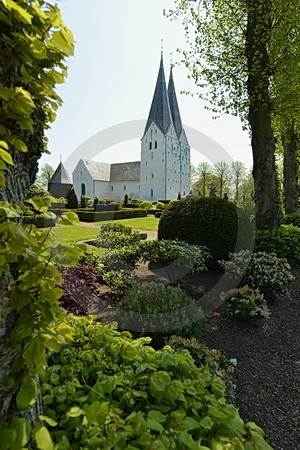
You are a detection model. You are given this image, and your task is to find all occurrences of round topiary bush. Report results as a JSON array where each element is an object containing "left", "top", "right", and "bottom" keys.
[{"left": 158, "top": 197, "right": 254, "bottom": 264}]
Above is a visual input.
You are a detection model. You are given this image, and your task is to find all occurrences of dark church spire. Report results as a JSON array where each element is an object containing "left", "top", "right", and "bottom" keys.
[
  {"left": 168, "top": 66, "right": 183, "bottom": 138},
  {"left": 144, "top": 53, "right": 172, "bottom": 136}
]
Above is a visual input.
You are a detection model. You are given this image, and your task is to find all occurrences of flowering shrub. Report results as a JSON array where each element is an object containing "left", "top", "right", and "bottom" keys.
[
  {"left": 102, "top": 270, "right": 136, "bottom": 294},
  {"left": 59, "top": 265, "right": 101, "bottom": 314},
  {"left": 219, "top": 250, "right": 295, "bottom": 298},
  {"left": 97, "top": 224, "right": 143, "bottom": 249},
  {"left": 136, "top": 239, "right": 210, "bottom": 274},
  {"left": 118, "top": 282, "right": 205, "bottom": 338},
  {"left": 221, "top": 285, "right": 270, "bottom": 320},
  {"left": 166, "top": 335, "right": 236, "bottom": 390}
]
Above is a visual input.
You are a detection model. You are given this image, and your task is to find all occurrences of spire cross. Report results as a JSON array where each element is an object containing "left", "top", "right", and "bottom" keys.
[
  {"left": 60, "top": 154, "right": 62, "bottom": 163},
  {"left": 161, "top": 39, "right": 164, "bottom": 54},
  {"left": 170, "top": 52, "right": 173, "bottom": 67}
]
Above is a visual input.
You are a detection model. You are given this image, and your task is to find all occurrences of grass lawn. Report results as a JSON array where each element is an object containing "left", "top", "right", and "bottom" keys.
[
  {"left": 51, "top": 217, "right": 159, "bottom": 245},
  {"left": 94, "top": 217, "right": 159, "bottom": 231},
  {"left": 52, "top": 226, "right": 100, "bottom": 245}
]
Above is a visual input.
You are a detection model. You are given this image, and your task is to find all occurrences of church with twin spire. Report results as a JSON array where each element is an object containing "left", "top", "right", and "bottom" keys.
[{"left": 71, "top": 53, "right": 191, "bottom": 202}]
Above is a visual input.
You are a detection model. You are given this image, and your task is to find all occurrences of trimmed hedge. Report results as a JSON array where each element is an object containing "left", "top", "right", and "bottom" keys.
[
  {"left": 255, "top": 224, "right": 300, "bottom": 265},
  {"left": 283, "top": 213, "right": 300, "bottom": 228},
  {"left": 77, "top": 209, "right": 147, "bottom": 222},
  {"left": 122, "top": 204, "right": 140, "bottom": 209},
  {"left": 158, "top": 197, "right": 254, "bottom": 264},
  {"left": 23, "top": 215, "right": 56, "bottom": 228}
]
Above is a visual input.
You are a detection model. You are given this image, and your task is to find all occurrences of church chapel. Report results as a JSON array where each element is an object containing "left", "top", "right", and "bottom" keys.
[{"left": 72, "top": 53, "right": 191, "bottom": 202}]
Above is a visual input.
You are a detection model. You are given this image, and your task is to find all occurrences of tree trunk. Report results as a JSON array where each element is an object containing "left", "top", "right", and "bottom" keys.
[
  {"left": 283, "top": 126, "right": 300, "bottom": 214},
  {"left": 246, "top": 0, "right": 282, "bottom": 229},
  {"left": 0, "top": 111, "right": 45, "bottom": 419}
]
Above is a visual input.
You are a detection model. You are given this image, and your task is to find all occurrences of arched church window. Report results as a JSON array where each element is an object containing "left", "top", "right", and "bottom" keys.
[
  {"left": 154, "top": 141, "right": 157, "bottom": 149},
  {"left": 81, "top": 183, "right": 86, "bottom": 196},
  {"left": 149, "top": 142, "right": 152, "bottom": 149},
  {"left": 150, "top": 189, "right": 154, "bottom": 197},
  {"left": 151, "top": 173, "right": 154, "bottom": 178}
]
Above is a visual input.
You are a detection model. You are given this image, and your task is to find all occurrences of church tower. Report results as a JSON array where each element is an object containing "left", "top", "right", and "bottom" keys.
[{"left": 140, "top": 53, "right": 190, "bottom": 201}]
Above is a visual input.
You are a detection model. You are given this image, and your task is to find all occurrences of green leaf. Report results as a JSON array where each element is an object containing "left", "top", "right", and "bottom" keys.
[
  {"left": 200, "top": 415, "right": 214, "bottom": 430},
  {"left": 146, "top": 419, "right": 164, "bottom": 433},
  {"left": 38, "top": 416, "right": 58, "bottom": 427},
  {"left": 10, "top": 418, "right": 31, "bottom": 448},
  {"left": 0, "top": 140, "right": 9, "bottom": 150},
  {"left": 8, "top": 292, "right": 32, "bottom": 311},
  {"left": 16, "top": 377, "right": 37, "bottom": 411},
  {"left": 0, "top": 429, "right": 17, "bottom": 449},
  {"left": 66, "top": 406, "right": 84, "bottom": 418},
  {"left": 25, "top": 196, "right": 52, "bottom": 212},
  {"left": 148, "top": 410, "right": 166, "bottom": 423},
  {"left": 34, "top": 426, "right": 53, "bottom": 450},
  {"left": 57, "top": 211, "right": 79, "bottom": 226},
  {"left": 0, "top": 149, "right": 14, "bottom": 165},
  {"left": 85, "top": 401, "right": 109, "bottom": 425}
]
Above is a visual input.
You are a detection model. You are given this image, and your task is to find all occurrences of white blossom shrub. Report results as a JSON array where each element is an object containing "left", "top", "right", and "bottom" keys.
[
  {"left": 221, "top": 285, "right": 271, "bottom": 320},
  {"left": 219, "top": 250, "right": 295, "bottom": 298}
]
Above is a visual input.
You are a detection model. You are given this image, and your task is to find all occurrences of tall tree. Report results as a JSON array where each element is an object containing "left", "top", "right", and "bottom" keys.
[
  {"left": 213, "top": 161, "right": 231, "bottom": 198},
  {"left": 195, "top": 162, "right": 212, "bottom": 196},
  {"left": 36, "top": 163, "right": 55, "bottom": 189},
  {"left": 0, "top": 0, "right": 74, "bottom": 420},
  {"left": 167, "top": 0, "right": 299, "bottom": 228},
  {"left": 231, "top": 161, "right": 246, "bottom": 202}
]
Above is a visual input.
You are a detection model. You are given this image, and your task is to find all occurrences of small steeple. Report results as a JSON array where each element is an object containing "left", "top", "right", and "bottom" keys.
[
  {"left": 49, "top": 161, "right": 72, "bottom": 185},
  {"left": 144, "top": 52, "right": 172, "bottom": 136},
  {"left": 168, "top": 65, "right": 183, "bottom": 139}
]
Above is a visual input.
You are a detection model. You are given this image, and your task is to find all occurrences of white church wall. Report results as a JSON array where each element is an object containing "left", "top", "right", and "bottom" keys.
[
  {"left": 140, "top": 124, "right": 167, "bottom": 202},
  {"left": 73, "top": 160, "right": 94, "bottom": 199},
  {"left": 106, "top": 181, "right": 140, "bottom": 201},
  {"left": 94, "top": 181, "right": 111, "bottom": 199}
]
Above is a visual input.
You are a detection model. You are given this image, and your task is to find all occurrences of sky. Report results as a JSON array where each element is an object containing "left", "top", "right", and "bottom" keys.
[{"left": 41, "top": 0, "right": 253, "bottom": 175}]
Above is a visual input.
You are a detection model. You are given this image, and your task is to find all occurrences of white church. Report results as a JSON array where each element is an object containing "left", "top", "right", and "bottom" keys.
[{"left": 72, "top": 54, "right": 191, "bottom": 202}]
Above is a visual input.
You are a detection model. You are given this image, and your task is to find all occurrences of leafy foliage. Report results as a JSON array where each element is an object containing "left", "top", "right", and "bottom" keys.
[
  {"left": 136, "top": 239, "right": 210, "bottom": 274},
  {"left": 221, "top": 285, "right": 270, "bottom": 320},
  {"left": 0, "top": 0, "right": 74, "bottom": 188},
  {"left": 97, "top": 224, "right": 143, "bottom": 249},
  {"left": 40, "top": 315, "right": 272, "bottom": 449},
  {"left": 156, "top": 201, "right": 164, "bottom": 210},
  {"left": 158, "top": 197, "right": 254, "bottom": 264},
  {"left": 283, "top": 213, "right": 300, "bottom": 228},
  {"left": 140, "top": 200, "right": 153, "bottom": 210},
  {"left": 220, "top": 250, "right": 295, "bottom": 298},
  {"left": 166, "top": 335, "right": 236, "bottom": 390},
  {"left": 255, "top": 224, "right": 300, "bottom": 266},
  {"left": 59, "top": 265, "right": 101, "bottom": 315},
  {"left": 117, "top": 282, "right": 205, "bottom": 339}
]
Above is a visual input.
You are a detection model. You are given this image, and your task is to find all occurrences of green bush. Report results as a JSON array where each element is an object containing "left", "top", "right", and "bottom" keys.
[
  {"left": 169, "top": 199, "right": 181, "bottom": 208},
  {"left": 66, "top": 187, "right": 78, "bottom": 209},
  {"left": 283, "top": 212, "right": 300, "bottom": 228},
  {"left": 156, "top": 201, "right": 164, "bottom": 210},
  {"left": 166, "top": 335, "right": 236, "bottom": 390},
  {"left": 219, "top": 250, "right": 295, "bottom": 298},
  {"left": 102, "top": 270, "right": 136, "bottom": 294},
  {"left": 77, "top": 209, "right": 147, "bottom": 222},
  {"left": 41, "top": 315, "right": 270, "bottom": 449},
  {"left": 221, "top": 285, "right": 270, "bottom": 320},
  {"left": 118, "top": 282, "right": 205, "bottom": 339},
  {"left": 135, "top": 239, "right": 210, "bottom": 274},
  {"left": 26, "top": 184, "right": 50, "bottom": 198},
  {"left": 158, "top": 197, "right": 254, "bottom": 264},
  {"left": 110, "top": 201, "right": 122, "bottom": 210},
  {"left": 100, "top": 249, "right": 138, "bottom": 271},
  {"left": 22, "top": 214, "right": 56, "bottom": 228},
  {"left": 93, "top": 197, "right": 99, "bottom": 206},
  {"left": 140, "top": 200, "right": 153, "bottom": 210},
  {"left": 255, "top": 224, "right": 300, "bottom": 265},
  {"left": 97, "top": 225, "right": 143, "bottom": 249},
  {"left": 154, "top": 210, "right": 163, "bottom": 218}
]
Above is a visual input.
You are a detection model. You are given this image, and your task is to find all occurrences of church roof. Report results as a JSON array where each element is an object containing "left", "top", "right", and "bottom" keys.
[
  {"left": 168, "top": 67, "right": 183, "bottom": 138},
  {"left": 81, "top": 159, "right": 140, "bottom": 182},
  {"left": 49, "top": 162, "right": 72, "bottom": 185},
  {"left": 144, "top": 53, "right": 172, "bottom": 136},
  {"left": 81, "top": 159, "right": 111, "bottom": 181},
  {"left": 110, "top": 162, "right": 140, "bottom": 181}
]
